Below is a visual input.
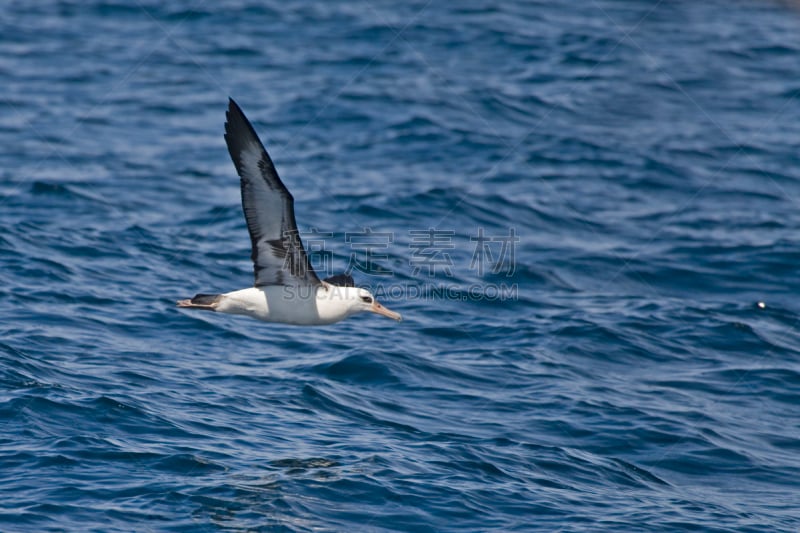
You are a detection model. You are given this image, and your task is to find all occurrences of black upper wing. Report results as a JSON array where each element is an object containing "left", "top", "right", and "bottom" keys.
[{"left": 224, "top": 98, "right": 321, "bottom": 287}]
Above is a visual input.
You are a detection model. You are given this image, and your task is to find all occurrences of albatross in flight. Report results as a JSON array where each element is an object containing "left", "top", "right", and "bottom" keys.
[{"left": 177, "top": 98, "right": 402, "bottom": 326}]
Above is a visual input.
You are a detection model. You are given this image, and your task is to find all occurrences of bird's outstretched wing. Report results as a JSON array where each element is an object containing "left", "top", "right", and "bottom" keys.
[{"left": 224, "top": 98, "right": 321, "bottom": 287}]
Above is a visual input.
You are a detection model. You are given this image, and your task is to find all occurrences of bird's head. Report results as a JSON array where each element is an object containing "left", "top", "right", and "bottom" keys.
[
  {"left": 320, "top": 283, "right": 402, "bottom": 322},
  {"left": 352, "top": 287, "right": 402, "bottom": 321}
]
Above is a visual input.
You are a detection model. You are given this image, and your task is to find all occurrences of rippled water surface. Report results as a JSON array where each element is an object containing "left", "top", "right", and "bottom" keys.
[{"left": 2, "top": 1, "right": 800, "bottom": 531}]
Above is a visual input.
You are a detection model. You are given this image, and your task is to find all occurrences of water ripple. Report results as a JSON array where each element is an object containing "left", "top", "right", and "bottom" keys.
[{"left": 1, "top": 0, "right": 800, "bottom": 531}]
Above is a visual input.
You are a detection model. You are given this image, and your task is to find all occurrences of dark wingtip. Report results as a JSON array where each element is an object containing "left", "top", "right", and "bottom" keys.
[
  {"left": 224, "top": 97, "right": 251, "bottom": 138},
  {"left": 224, "top": 98, "right": 247, "bottom": 151}
]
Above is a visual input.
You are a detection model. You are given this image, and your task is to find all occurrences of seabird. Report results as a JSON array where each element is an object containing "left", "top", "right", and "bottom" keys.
[{"left": 177, "top": 98, "right": 402, "bottom": 326}]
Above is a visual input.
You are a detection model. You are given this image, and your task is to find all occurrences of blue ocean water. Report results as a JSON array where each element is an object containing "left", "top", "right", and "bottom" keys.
[{"left": 2, "top": 0, "right": 800, "bottom": 530}]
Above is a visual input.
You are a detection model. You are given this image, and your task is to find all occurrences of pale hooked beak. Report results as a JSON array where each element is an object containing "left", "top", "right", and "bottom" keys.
[{"left": 370, "top": 301, "right": 402, "bottom": 321}]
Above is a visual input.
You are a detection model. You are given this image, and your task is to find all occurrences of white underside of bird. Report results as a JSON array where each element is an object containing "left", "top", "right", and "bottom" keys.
[{"left": 178, "top": 283, "right": 400, "bottom": 326}]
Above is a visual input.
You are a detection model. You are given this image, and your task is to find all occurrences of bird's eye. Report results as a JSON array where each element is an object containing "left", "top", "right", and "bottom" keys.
[{"left": 361, "top": 296, "right": 373, "bottom": 304}]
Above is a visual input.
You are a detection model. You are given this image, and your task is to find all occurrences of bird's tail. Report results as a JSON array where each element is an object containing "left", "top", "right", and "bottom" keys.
[{"left": 176, "top": 293, "right": 222, "bottom": 310}]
